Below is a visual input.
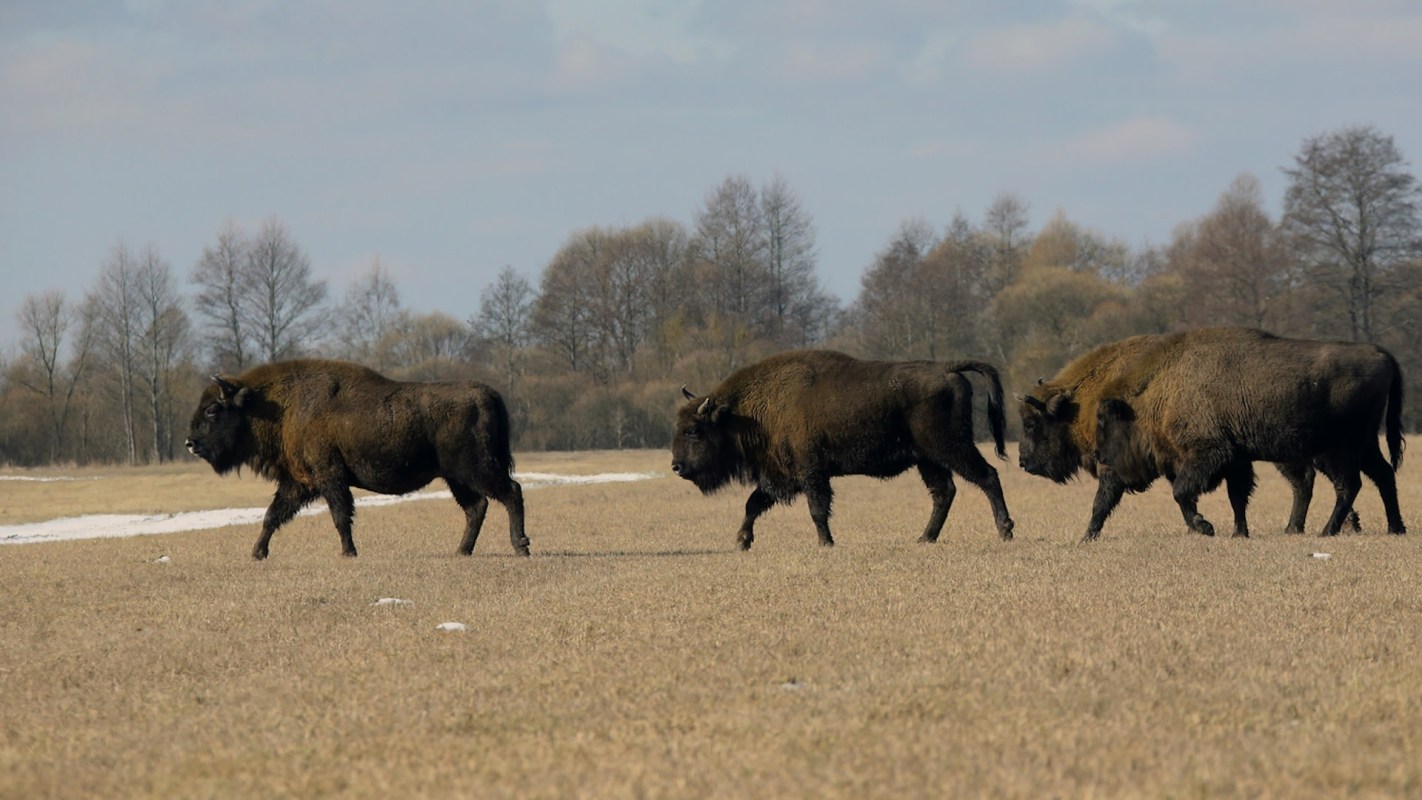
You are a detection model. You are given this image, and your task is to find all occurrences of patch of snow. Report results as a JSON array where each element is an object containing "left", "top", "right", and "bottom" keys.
[
  {"left": 373, "top": 597, "right": 413, "bottom": 606},
  {"left": 435, "top": 622, "right": 469, "bottom": 632},
  {"left": 1311, "top": 552, "right": 1332, "bottom": 560},
  {"left": 0, "top": 475, "right": 99, "bottom": 482},
  {"left": 0, "top": 471, "right": 659, "bottom": 546}
]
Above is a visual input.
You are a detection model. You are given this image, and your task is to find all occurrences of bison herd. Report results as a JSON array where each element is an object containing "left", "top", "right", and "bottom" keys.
[{"left": 186, "top": 327, "right": 1407, "bottom": 559}]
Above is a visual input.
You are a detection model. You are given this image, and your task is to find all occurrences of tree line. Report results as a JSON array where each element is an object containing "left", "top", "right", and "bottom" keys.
[{"left": 3, "top": 125, "right": 1420, "bottom": 466}]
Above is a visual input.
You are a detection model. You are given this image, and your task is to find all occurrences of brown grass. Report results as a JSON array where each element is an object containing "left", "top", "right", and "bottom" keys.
[{"left": 2, "top": 445, "right": 1420, "bottom": 798}]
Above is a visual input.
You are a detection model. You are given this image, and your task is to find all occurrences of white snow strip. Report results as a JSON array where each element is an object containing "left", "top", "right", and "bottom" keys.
[
  {"left": 0, "top": 470, "right": 660, "bottom": 546},
  {"left": 0, "top": 475, "right": 98, "bottom": 482}
]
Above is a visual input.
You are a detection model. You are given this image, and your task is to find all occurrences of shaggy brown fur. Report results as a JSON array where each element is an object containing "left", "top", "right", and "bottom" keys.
[
  {"left": 671, "top": 350, "right": 1014, "bottom": 550},
  {"left": 186, "top": 359, "right": 528, "bottom": 559},
  {"left": 1020, "top": 327, "right": 1404, "bottom": 541}
]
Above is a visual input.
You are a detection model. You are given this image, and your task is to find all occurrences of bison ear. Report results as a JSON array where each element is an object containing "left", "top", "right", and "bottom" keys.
[
  {"left": 1044, "top": 390, "right": 1074, "bottom": 420},
  {"left": 681, "top": 385, "right": 697, "bottom": 402},
  {"left": 212, "top": 375, "right": 252, "bottom": 408},
  {"left": 695, "top": 396, "right": 726, "bottom": 423},
  {"left": 1036, "top": 377, "right": 1046, "bottom": 386}
]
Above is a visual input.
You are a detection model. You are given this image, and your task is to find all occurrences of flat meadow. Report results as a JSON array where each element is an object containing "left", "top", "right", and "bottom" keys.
[{"left": 2, "top": 444, "right": 1420, "bottom": 798}]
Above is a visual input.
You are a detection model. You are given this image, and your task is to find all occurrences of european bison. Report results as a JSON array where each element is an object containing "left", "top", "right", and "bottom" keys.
[
  {"left": 1094, "top": 398, "right": 1361, "bottom": 537},
  {"left": 671, "top": 350, "right": 1015, "bottom": 550},
  {"left": 1019, "top": 327, "right": 1404, "bottom": 541},
  {"left": 185, "top": 359, "right": 529, "bottom": 559}
]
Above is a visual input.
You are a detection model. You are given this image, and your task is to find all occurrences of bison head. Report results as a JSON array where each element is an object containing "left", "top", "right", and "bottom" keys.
[
  {"left": 671, "top": 387, "right": 740, "bottom": 495},
  {"left": 185, "top": 375, "right": 254, "bottom": 475},
  {"left": 1017, "top": 383, "right": 1081, "bottom": 483},
  {"left": 1094, "top": 397, "right": 1155, "bottom": 486}
]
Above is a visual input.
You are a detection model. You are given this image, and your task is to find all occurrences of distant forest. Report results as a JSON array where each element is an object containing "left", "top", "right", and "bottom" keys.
[{"left": 4, "top": 124, "right": 1420, "bottom": 466}]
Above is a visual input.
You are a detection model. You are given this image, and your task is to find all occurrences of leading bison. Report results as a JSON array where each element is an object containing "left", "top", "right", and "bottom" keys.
[
  {"left": 671, "top": 350, "right": 1015, "bottom": 550},
  {"left": 185, "top": 359, "right": 529, "bottom": 559},
  {"left": 1019, "top": 327, "right": 1405, "bottom": 541}
]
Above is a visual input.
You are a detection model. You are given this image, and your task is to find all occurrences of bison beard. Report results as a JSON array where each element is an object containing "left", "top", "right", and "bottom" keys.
[
  {"left": 1019, "top": 327, "right": 1405, "bottom": 541},
  {"left": 185, "top": 360, "right": 529, "bottom": 559},
  {"left": 671, "top": 350, "right": 1015, "bottom": 550}
]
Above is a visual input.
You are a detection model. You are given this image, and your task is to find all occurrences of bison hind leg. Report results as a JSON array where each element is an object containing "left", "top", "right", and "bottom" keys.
[
  {"left": 448, "top": 481, "right": 491, "bottom": 555},
  {"left": 914, "top": 462, "right": 957, "bottom": 543}
]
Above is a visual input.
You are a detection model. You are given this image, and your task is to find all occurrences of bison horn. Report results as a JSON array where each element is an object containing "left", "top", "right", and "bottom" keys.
[
  {"left": 212, "top": 374, "right": 238, "bottom": 400},
  {"left": 681, "top": 385, "right": 697, "bottom": 401},
  {"left": 1022, "top": 395, "right": 1047, "bottom": 412},
  {"left": 1036, "top": 377, "right": 1046, "bottom": 386},
  {"left": 696, "top": 397, "right": 712, "bottom": 417}
]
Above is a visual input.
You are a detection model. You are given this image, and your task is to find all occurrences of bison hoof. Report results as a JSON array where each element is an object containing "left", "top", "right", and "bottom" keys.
[
  {"left": 999, "top": 521, "right": 1015, "bottom": 541},
  {"left": 1231, "top": 529, "right": 1249, "bottom": 539},
  {"left": 514, "top": 544, "right": 531, "bottom": 557},
  {"left": 917, "top": 534, "right": 938, "bottom": 544},
  {"left": 736, "top": 532, "right": 753, "bottom": 551},
  {"left": 342, "top": 549, "right": 359, "bottom": 558},
  {"left": 251, "top": 548, "right": 269, "bottom": 560},
  {"left": 1080, "top": 530, "right": 1101, "bottom": 543}
]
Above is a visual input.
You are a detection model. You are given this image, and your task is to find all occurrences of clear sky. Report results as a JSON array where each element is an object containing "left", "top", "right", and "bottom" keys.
[{"left": 3, "top": 1, "right": 1420, "bottom": 349}]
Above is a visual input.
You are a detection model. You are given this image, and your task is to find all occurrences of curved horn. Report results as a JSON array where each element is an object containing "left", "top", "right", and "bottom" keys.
[
  {"left": 1023, "top": 395, "right": 1047, "bottom": 412},
  {"left": 696, "top": 397, "right": 712, "bottom": 416},
  {"left": 681, "top": 385, "right": 697, "bottom": 401}
]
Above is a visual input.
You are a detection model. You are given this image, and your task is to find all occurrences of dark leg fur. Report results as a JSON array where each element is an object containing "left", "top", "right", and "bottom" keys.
[
  {"left": 915, "top": 462, "right": 957, "bottom": 543},
  {"left": 804, "top": 477, "right": 835, "bottom": 547},
  {"left": 448, "top": 481, "right": 491, "bottom": 555},
  {"left": 1224, "top": 461, "right": 1256, "bottom": 538},
  {"left": 1084, "top": 471, "right": 1129, "bottom": 542},
  {"left": 254, "top": 479, "right": 317, "bottom": 560},
  {"left": 1359, "top": 447, "right": 1407, "bottom": 535},
  {"left": 319, "top": 483, "right": 359, "bottom": 557},
  {"left": 737, "top": 489, "right": 777, "bottom": 551}
]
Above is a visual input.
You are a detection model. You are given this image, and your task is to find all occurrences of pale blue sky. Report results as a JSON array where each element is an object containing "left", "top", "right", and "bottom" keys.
[{"left": 3, "top": 1, "right": 1420, "bottom": 348}]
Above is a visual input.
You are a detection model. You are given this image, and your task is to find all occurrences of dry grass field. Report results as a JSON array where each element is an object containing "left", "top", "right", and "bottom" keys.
[{"left": 2, "top": 444, "right": 1420, "bottom": 798}]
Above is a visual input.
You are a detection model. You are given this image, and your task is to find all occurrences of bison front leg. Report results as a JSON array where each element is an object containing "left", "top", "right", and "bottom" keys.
[
  {"left": 254, "top": 479, "right": 317, "bottom": 560},
  {"left": 1083, "top": 472, "right": 1128, "bottom": 542},
  {"left": 736, "top": 489, "right": 776, "bottom": 551}
]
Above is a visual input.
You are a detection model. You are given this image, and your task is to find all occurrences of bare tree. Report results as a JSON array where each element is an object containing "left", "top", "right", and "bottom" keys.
[
  {"left": 90, "top": 240, "right": 142, "bottom": 463},
  {"left": 243, "top": 217, "right": 328, "bottom": 361},
  {"left": 1169, "top": 173, "right": 1295, "bottom": 332},
  {"left": 473, "top": 266, "right": 534, "bottom": 394},
  {"left": 191, "top": 221, "right": 251, "bottom": 371},
  {"left": 134, "top": 245, "right": 191, "bottom": 462},
  {"left": 854, "top": 217, "right": 937, "bottom": 358},
  {"left": 336, "top": 257, "right": 402, "bottom": 369},
  {"left": 760, "top": 175, "right": 821, "bottom": 341},
  {"left": 982, "top": 192, "right": 1031, "bottom": 296},
  {"left": 14, "top": 290, "right": 96, "bottom": 461},
  {"left": 694, "top": 175, "right": 770, "bottom": 331},
  {"left": 1283, "top": 125, "right": 1422, "bottom": 342}
]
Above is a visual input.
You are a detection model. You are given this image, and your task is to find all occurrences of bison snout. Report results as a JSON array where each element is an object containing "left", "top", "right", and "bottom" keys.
[{"left": 671, "top": 461, "right": 683, "bottom": 475}]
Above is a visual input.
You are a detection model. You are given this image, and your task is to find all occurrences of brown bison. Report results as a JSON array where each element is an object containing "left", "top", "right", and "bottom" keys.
[
  {"left": 671, "top": 350, "right": 1015, "bottom": 550},
  {"left": 185, "top": 359, "right": 529, "bottom": 559},
  {"left": 1019, "top": 327, "right": 1404, "bottom": 540}
]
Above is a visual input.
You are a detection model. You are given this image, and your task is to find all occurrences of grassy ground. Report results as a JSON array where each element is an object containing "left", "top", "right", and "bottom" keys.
[{"left": 2, "top": 446, "right": 1420, "bottom": 798}]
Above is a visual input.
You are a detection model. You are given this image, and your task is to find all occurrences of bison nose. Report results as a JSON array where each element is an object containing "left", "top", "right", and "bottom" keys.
[{"left": 671, "top": 461, "right": 682, "bottom": 475}]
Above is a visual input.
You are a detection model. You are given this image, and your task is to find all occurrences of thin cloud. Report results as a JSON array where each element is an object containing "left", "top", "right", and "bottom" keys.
[
  {"left": 964, "top": 17, "right": 1119, "bottom": 74},
  {"left": 1065, "top": 116, "right": 1199, "bottom": 163}
]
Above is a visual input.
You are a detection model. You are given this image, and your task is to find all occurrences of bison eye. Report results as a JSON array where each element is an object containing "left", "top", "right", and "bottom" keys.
[{"left": 204, "top": 405, "right": 220, "bottom": 420}]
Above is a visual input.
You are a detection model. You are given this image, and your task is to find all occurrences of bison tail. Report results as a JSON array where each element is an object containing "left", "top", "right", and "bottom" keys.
[
  {"left": 1384, "top": 348, "right": 1405, "bottom": 471},
  {"left": 945, "top": 360, "right": 1008, "bottom": 461},
  {"left": 490, "top": 391, "right": 516, "bottom": 473}
]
